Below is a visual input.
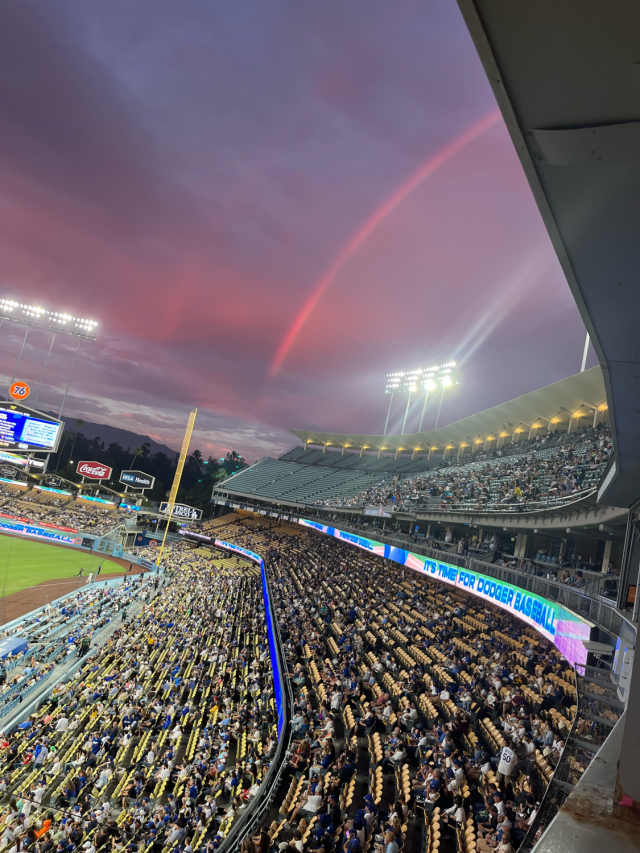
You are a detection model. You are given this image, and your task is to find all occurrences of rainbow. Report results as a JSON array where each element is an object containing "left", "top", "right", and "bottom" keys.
[{"left": 269, "top": 107, "right": 502, "bottom": 377}]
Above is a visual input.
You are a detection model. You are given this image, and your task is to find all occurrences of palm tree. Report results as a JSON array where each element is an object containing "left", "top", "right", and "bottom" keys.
[
  {"left": 130, "top": 445, "right": 143, "bottom": 468},
  {"left": 68, "top": 419, "right": 84, "bottom": 463}
]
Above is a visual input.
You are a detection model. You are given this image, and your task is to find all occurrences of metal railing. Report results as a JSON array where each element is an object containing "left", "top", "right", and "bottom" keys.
[
  {"left": 310, "top": 520, "right": 633, "bottom": 643},
  {"left": 218, "top": 556, "right": 293, "bottom": 853},
  {"left": 519, "top": 664, "right": 623, "bottom": 850},
  {"left": 319, "top": 487, "right": 600, "bottom": 515}
]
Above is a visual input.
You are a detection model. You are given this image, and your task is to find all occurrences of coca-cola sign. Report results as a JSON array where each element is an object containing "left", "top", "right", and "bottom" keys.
[{"left": 76, "top": 461, "right": 112, "bottom": 480}]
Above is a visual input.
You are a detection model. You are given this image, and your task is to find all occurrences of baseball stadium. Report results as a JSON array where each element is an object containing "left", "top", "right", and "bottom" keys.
[{"left": 0, "top": 5, "right": 637, "bottom": 853}]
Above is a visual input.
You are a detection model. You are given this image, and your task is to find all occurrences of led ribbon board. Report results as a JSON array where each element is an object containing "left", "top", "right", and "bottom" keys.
[
  {"left": 0, "top": 519, "right": 79, "bottom": 545},
  {"left": 298, "top": 519, "right": 591, "bottom": 667},
  {"left": 215, "top": 538, "right": 284, "bottom": 737}
]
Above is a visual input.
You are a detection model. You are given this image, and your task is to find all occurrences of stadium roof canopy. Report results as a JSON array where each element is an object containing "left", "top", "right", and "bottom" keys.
[
  {"left": 291, "top": 366, "right": 607, "bottom": 455},
  {"left": 456, "top": 0, "right": 640, "bottom": 508}
]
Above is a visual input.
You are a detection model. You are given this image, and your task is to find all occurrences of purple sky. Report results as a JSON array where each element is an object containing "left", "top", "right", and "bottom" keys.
[{"left": 0, "top": 1, "right": 592, "bottom": 460}]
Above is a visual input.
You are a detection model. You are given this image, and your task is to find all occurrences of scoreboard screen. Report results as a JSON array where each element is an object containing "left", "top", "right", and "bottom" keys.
[{"left": 0, "top": 404, "right": 62, "bottom": 452}]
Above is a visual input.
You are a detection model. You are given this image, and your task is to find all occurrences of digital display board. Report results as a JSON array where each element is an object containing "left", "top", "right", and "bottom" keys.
[
  {"left": 0, "top": 404, "right": 62, "bottom": 452},
  {"left": 159, "top": 502, "right": 202, "bottom": 521},
  {"left": 0, "top": 518, "right": 79, "bottom": 546},
  {"left": 298, "top": 519, "right": 592, "bottom": 668}
]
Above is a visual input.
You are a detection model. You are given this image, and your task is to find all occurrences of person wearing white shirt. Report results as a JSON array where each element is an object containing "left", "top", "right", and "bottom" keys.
[
  {"left": 497, "top": 741, "right": 517, "bottom": 785},
  {"left": 55, "top": 717, "right": 69, "bottom": 733}
]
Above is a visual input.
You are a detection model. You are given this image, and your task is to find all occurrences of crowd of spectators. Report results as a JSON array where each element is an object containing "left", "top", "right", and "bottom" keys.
[
  {"left": 208, "top": 518, "right": 580, "bottom": 853},
  {"left": 313, "top": 425, "right": 612, "bottom": 514},
  {"left": 0, "top": 543, "right": 277, "bottom": 853},
  {"left": 0, "top": 487, "right": 134, "bottom": 536},
  {"left": 0, "top": 508, "right": 602, "bottom": 853}
]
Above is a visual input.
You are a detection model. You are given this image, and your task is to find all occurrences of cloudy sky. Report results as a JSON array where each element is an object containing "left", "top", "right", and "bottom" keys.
[{"left": 0, "top": 0, "right": 592, "bottom": 460}]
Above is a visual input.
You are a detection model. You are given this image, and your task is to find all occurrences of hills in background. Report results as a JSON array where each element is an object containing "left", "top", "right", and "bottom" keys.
[
  {"left": 0, "top": 395, "right": 180, "bottom": 458},
  {"left": 59, "top": 418, "right": 178, "bottom": 457}
]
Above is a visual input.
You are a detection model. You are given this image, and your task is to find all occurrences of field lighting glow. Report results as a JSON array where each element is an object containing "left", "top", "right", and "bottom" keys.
[
  {"left": 385, "top": 361, "right": 456, "bottom": 394},
  {"left": 0, "top": 299, "right": 98, "bottom": 336}
]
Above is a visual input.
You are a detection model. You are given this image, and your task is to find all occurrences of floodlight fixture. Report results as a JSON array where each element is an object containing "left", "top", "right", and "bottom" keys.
[
  {"left": 0, "top": 298, "right": 99, "bottom": 340},
  {"left": 384, "top": 360, "right": 458, "bottom": 436}
]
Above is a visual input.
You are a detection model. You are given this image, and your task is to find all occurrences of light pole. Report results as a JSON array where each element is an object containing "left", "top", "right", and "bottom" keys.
[
  {"left": 434, "top": 376, "right": 452, "bottom": 430},
  {"left": 580, "top": 331, "right": 590, "bottom": 372},
  {"left": 401, "top": 386, "right": 416, "bottom": 435},
  {"left": 383, "top": 393, "right": 394, "bottom": 435},
  {"left": 0, "top": 298, "right": 98, "bottom": 414},
  {"left": 418, "top": 379, "right": 436, "bottom": 432},
  {"left": 385, "top": 362, "right": 457, "bottom": 435},
  {"left": 33, "top": 332, "right": 56, "bottom": 408},
  {"left": 8, "top": 326, "right": 29, "bottom": 392}
]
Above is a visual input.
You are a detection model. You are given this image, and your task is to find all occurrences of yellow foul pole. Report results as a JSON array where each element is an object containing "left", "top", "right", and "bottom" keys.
[{"left": 156, "top": 408, "right": 197, "bottom": 566}]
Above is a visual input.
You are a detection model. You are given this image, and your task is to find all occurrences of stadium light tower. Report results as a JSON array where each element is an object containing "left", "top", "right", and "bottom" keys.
[
  {"left": 434, "top": 367, "right": 458, "bottom": 430},
  {"left": 385, "top": 362, "right": 457, "bottom": 435},
  {"left": 0, "top": 298, "right": 99, "bottom": 418}
]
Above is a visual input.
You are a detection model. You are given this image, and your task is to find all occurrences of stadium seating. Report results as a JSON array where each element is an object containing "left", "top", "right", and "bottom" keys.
[
  {"left": 0, "top": 542, "right": 277, "bottom": 853},
  {"left": 0, "top": 485, "right": 134, "bottom": 535},
  {"left": 208, "top": 516, "right": 584, "bottom": 853},
  {"left": 217, "top": 425, "right": 611, "bottom": 514}
]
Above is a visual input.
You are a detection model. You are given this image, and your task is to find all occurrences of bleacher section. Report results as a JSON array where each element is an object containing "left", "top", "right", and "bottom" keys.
[
  {"left": 217, "top": 425, "right": 611, "bottom": 514},
  {"left": 218, "top": 458, "right": 386, "bottom": 504},
  {"left": 278, "top": 445, "right": 440, "bottom": 475}
]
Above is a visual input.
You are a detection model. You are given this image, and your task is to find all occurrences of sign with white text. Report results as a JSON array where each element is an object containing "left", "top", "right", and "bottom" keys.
[{"left": 159, "top": 502, "right": 202, "bottom": 521}]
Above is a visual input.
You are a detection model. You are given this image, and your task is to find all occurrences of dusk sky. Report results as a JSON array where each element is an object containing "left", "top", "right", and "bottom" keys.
[{"left": 0, "top": 1, "right": 593, "bottom": 460}]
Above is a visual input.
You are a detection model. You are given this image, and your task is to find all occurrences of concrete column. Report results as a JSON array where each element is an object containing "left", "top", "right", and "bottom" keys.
[
  {"left": 514, "top": 533, "right": 528, "bottom": 559},
  {"left": 359, "top": 447, "right": 365, "bottom": 458},
  {"left": 457, "top": 446, "right": 465, "bottom": 461},
  {"left": 443, "top": 446, "right": 452, "bottom": 460},
  {"left": 323, "top": 443, "right": 328, "bottom": 453},
  {"left": 341, "top": 446, "right": 346, "bottom": 456},
  {"left": 428, "top": 447, "right": 435, "bottom": 460},
  {"left": 395, "top": 448, "right": 401, "bottom": 460},
  {"left": 601, "top": 538, "right": 612, "bottom": 573},
  {"left": 617, "top": 655, "right": 640, "bottom": 803}
]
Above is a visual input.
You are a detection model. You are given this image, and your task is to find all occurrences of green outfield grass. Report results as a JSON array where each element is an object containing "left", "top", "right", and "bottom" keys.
[{"left": 0, "top": 534, "right": 121, "bottom": 597}]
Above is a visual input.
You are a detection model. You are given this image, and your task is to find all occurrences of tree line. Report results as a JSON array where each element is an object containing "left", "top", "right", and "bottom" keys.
[{"left": 48, "top": 422, "right": 247, "bottom": 511}]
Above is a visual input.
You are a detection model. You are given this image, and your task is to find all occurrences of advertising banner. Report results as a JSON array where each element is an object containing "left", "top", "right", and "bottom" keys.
[
  {"left": 0, "top": 450, "right": 45, "bottom": 469},
  {"left": 134, "top": 532, "right": 163, "bottom": 547},
  {"left": 0, "top": 519, "right": 79, "bottom": 545},
  {"left": 76, "top": 461, "right": 112, "bottom": 480},
  {"left": 298, "top": 518, "right": 591, "bottom": 667},
  {"left": 364, "top": 505, "right": 394, "bottom": 518},
  {"left": 120, "top": 470, "right": 155, "bottom": 490},
  {"left": 159, "top": 502, "right": 202, "bottom": 521}
]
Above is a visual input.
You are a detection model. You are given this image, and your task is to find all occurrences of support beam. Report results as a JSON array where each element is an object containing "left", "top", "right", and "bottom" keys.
[
  {"left": 514, "top": 533, "right": 528, "bottom": 559},
  {"left": 601, "top": 538, "right": 612, "bottom": 573}
]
